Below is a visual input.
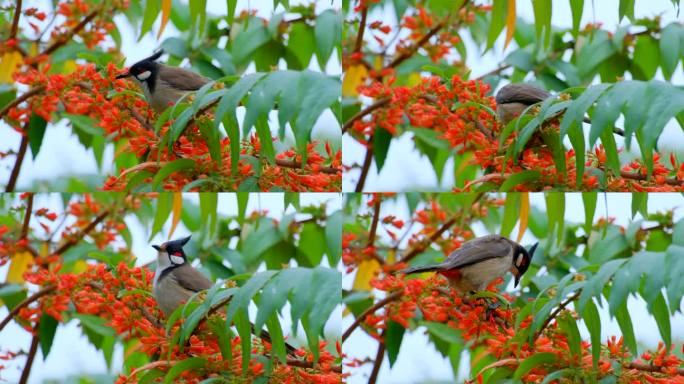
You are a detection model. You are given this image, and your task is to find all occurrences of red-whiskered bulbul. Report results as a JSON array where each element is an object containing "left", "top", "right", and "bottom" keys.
[
  {"left": 399, "top": 234, "right": 538, "bottom": 291},
  {"left": 495, "top": 83, "right": 625, "bottom": 137},
  {"left": 152, "top": 235, "right": 296, "bottom": 354},
  {"left": 116, "top": 50, "right": 210, "bottom": 113}
]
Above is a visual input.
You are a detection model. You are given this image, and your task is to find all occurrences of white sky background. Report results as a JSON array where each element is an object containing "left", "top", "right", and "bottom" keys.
[
  {"left": 343, "top": 193, "right": 684, "bottom": 384},
  {"left": 0, "top": 0, "right": 342, "bottom": 190},
  {"left": 342, "top": 0, "right": 684, "bottom": 192},
  {"left": 0, "top": 192, "right": 343, "bottom": 383}
]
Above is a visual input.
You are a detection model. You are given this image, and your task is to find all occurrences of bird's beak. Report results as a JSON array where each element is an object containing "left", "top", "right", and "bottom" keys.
[
  {"left": 514, "top": 274, "right": 521, "bottom": 288},
  {"left": 115, "top": 72, "right": 131, "bottom": 79},
  {"left": 152, "top": 245, "right": 160, "bottom": 251}
]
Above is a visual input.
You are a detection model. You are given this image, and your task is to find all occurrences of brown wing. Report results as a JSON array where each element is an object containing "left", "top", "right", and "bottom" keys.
[
  {"left": 158, "top": 65, "right": 210, "bottom": 91},
  {"left": 440, "top": 235, "right": 515, "bottom": 270},
  {"left": 495, "top": 83, "right": 551, "bottom": 106},
  {"left": 172, "top": 264, "right": 213, "bottom": 292}
]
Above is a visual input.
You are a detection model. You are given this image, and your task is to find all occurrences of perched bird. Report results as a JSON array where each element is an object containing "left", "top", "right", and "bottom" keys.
[
  {"left": 399, "top": 235, "right": 537, "bottom": 291},
  {"left": 116, "top": 50, "right": 210, "bottom": 113},
  {"left": 152, "top": 236, "right": 296, "bottom": 354},
  {"left": 495, "top": 83, "right": 625, "bottom": 136}
]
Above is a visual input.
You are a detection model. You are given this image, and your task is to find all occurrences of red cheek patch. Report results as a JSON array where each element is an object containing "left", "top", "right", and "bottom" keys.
[{"left": 439, "top": 269, "right": 461, "bottom": 280}]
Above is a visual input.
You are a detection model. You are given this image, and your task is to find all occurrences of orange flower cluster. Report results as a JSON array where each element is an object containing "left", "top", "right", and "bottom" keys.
[
  {"left": 352, "top": 73, "right": 684, "bottom": 191},
  {"left": 365, "top": 272, "right": 684, "bottom": 382}
]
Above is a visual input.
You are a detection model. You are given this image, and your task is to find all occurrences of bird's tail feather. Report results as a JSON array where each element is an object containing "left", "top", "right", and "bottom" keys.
[{"left": 399, "top": 264, "right": 443, "bottom": 275}]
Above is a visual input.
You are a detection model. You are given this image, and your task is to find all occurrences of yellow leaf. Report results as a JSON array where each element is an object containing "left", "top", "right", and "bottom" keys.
[
  {"left": 342, "top": 64, "right": 368, "bottom": 97},
  {"left": 504, "top": 0, "right": 517, "bottom": 50},
  {"left": 517, "top": 192, "right": 529, "bottom": 242},
  {"left": 71, "top": 260, "right": 88, "bottom": 274},
  {"left": 61, "top": 60, "right": 77, "bottom": 74},
  {"left": 168, "top": 192, "right": 183, "bottom": 239},
  {"left": 374, "top": 56, "right": 383, "bottom": 70},
  {"left": 7, "top": 252, "right": 34, "bottom": 284},
  {"left": 353, "top": 259, "right": 380, "bottom": 291},
  {"left": 407, "top": 73, "right": 422, "bottom": 87},
  {"left": 158, "top": 0, "right": 172, "bottom": 39},
  {"left": 0, "top": 51, "right": 23, "bottom": 84}
]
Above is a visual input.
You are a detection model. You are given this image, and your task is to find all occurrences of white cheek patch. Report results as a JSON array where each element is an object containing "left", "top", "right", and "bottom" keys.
[
  {"left": 516, "top": 253, "right": 524, "bottom": 267},
  {"left": 136, "top": 70, "right": 151, "bottom": 81},
  {"left": 170, "top": 255, "right": 184, "bottom": 264}
]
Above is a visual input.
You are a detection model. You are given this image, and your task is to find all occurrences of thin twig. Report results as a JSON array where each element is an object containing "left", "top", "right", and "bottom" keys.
[
  {"left": 342, "top": 291, "right": 402, "bottom": 342},
  {"left": 20, "top": 193, "right": 33, "bottom": 239},
  {"left": 18, "top": 322, "right": 39, "bottom": 384},
  {"left": 534, "top": 291, "right": 581, "bottom": 340},
  {"left": 474, "top": 64, "right": 512, "bottom": 80},
  {"left": 367, "top": 199, "right": 381, "bottom": 247},
  {"left": 53, "top": 209, "right": 111, "bottom": 255},
  {"left": 0, "top": 86, "right": 46, "bottom": 121},
  {"left": 42, "top": 10, "right": 99, "bottom": 56},
  {"left": 342, "top": 97, "right": 390, "bottom": 134},
  {"left": 624, "top": 362, "right": 684, "bottom": 375},
  {"left": 274, "top": 159, "right": 341, "bottom": 175},
  {"left": 354, "top": 142, "right": 374, "bottom": 193},
  {"left": 6, "top": 133, "right": 28, "bottom": 192},
  {"left": 0, "top": 285, "right": 56, "bottom": 333},
  {"left": 368, "top": 332, "right": 386, "bottom": 384},
  {"left": 9, "top": 0, "right": 23, "bottom": 41},
  {"left": 354, "top": 6, "right": 368, "bottom": 54},
  {"left": 619, "top": 170, "right": 684, "bottom": 186},
  {"left": 399, "top": 217, "right": 457, "bottom": 264}
]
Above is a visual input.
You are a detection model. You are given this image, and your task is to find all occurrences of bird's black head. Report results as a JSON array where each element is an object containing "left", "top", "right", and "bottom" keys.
[
  {"left": 513, "top": 242, "right": 538, "bottom": 287},
  {"left": 152, "top": 235, "right": 190, "bottom": 266},
  {"left": 116, "top": 50, "right": 163, "bottom": 85}
]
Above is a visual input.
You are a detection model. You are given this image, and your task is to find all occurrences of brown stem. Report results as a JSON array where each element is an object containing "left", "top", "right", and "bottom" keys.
[
  {"left": 367, "top": 198, "right": 381, "bottom": 247},
  {"left": 368, "top": 332, "right": 386, "bottom": 384},
  {"left": 354, "top": 6, "right": 368, "bottom": 53},
  {"left": 20, "top": 193, "right": 33, "bottom": 239},
  {"left": 463, "top": 173, "right": 510, "bottom": 191},
  {"left": 624, "top": 362, "right": 684, "bottom": 375},
  {"left": 286, "top": 358, "right": 342, "bottom": 374},
  {"left": 342, "top": 291, "right": 402, "bottom": 342},
  {"left": 399, "top": 217, "right": 458, "bottom": 264},
  {"left": 0, "top": 285, "right": 56, "bottom": 333},
  {"left": 534, "top": 290, "right": 581, "bottom": 340},
  {"left": 9, "top": 0, "right": 22, "bottom": 40},
  {"left": 355, "top": 136, "right": 374, "bottom": 192},
  {"left": 619, "top": 171, "right": 684, "bottom": 186},
  {"left": 53, "top": 209, "right": 111, "bottom": 255},
  {"left": 474, "top": 64, "right": 512, "bottom": 80},
  {"left": 179, "top": 98, "right": 220, "bottom": 138},
  {"left": 274, "top": 159, "right": 340, "bottom": 175},
  {"left": 342, "top": 98, "right": 390, "bottom": 134},
  {"left": 6, "top": 133, "right": 29, "bottom": 192},
  {"left": 18, "top": 322, "right": 39, "bottom": 384},
  {"left": 0, "top": 86, "right": 46, "bottom": 121},
  {"left": 42, "top": 10, "right": 99, "bottom": 56},
  {"left": 386, "top": 18, "right": 447, "bottom": 70}
]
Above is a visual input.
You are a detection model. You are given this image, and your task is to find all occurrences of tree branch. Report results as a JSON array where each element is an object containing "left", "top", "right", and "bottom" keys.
[
  {"left": 342, "top": 97, "right": 390, "bottom": 134},
  {"left": 53, "top": 209, "right": 111, "bottom": 255},
  {"left": 42, "top": 10, "right": 100, "bottom": 56},
  {"left": 398, "top": 217, "right": 457, "bottom": 264},
  {"left": 624, "top": 362, "right": 684, "bottom": 375},
  {"left": 342, "top": 291, "right": 402, "bottom": 342},
  {"left": 0, "top": 285, "right": 56, "bottom": 333},
  {"left": 354, "top": 6, "right": 368, "bottom": 54},
  {"left": 619, "top": 170, "right": 684, "bottom": 186},
  {"left": 9, "top": 0, "right": 23, "bottom": 41},
  {"left": 6, "top": 132, "right": 29, "bottom": 192},
  {"left": 18, "top": 322, "right": 39, "bottom": 384},
  {"left": 368, "top": 332, "right": 386, "bottom": 384},
  {"left": 534, "top": 290, "right": 581, "bottom": 340},
  {"left": 20, "top": 193, "right": 33, "bottom": 239},
  {"left": 355, "top": 136, "right": 374, "bottom": 192},
  {"left": 0, "top": 86, "right": 46, "bottom": 121}
]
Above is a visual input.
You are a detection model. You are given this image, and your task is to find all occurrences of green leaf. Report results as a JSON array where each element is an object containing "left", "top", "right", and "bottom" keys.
[
  {"left": 139, "top": 0, "right": 161, "bottom": 40},
  {"left": 325, "top": 210, "right": 343, "bottom": 266},
  {"left": 569, "top": 0, "right": 584, "bottom": 38},
  {"left": 225, "top": 271, "right": 278, "bottom": 329},
  {"left": 660, "top": 24, "right": 682, "bottom": 80},
  {"left": 486, "top": 0, "right": 507, "bottom": 50},
  {"left": 618, "top": 0, "right": 635, "bottom": 21},
  {"left": 615, "top": 302, "right": 637, "bottom": 357},
  {"left": 265, "top": 312, "right": 287, "bottom": 362},
  {"left": 582, "top": 299, "right": 601, "bottom": 370},
  {"left": 314, "top": 10, "right": 341, "bottom": 69},
  {"left": 226, "top": 0, "right": 237, "bottom": 24},
  {"left": 500, "top": 170, "right": 541, "bottom": 191},
  {"left": 27, "top": 113, "right": 47, "bottom": 158},
  {"left": 633, "top": 36, "right": 660, "bottom": 80},
  {"left": 582, "top": 192, "right": 597, "bottom": 234},
  {"left": 557, "top": 312, "right": 581, "bottom": 362},
  {"left": 532, "top": 0, "right": 552, "bottom": 49},
  {"left": 500, "top": 193, "right": 520, "bottom": 237},
  {"left": 513, "top": 352, "right": 556, "bottom": 379},
  {"left": 373, "top": 126, "right": 393, "bottom": 172},
  {"left": 305, "top": 267, "right": 341, "bottom": 360},
  {"left": 541, "top": 370, "right": 571, "bottom": 384},
  {"left": 385, "top": 320, "right": 405, "bottom": 367},
  {"left": 234, "top": 307, "right": 252, "bottom": 374},
  {"left": 199, "top": 193, "right": 218, "bottom": 235},
  {"left": 150, "top": 193, "right": 172, "bottom": 240},
  {"left": 653, "top": 292, "right": 671, "bottom": 349},
  {"left": 255, "top": 117, "right": 275, "bottom": 164},
  {"left": 237, "top": 192, "right": 249, "bottom": 225},
  {"left": 423, "top": 321, "right": 463, "bottom": 344},
  {"left": 164, "top": 357, "right": 206, "bottom": 383},
  {"left": 631, "top": 192, "right": 647, "bottom": 218},
  {"left": 232, "top": 23, "right": 272, "bottom": 65},
  {"left": 39, "top": 313, "right": 59, "bottom": 360},
  {"left": 560, "top": 83, "right": 611, "bottom": 138},
  {"left": 286, "top": 23, "right": 315, "bottom": 69},
  {"left": 578, "top": 258, "right": 627, "bottom": 312},
  {"left": 151, "top": 159, "right": 196, "bottom": 191},
  {"left": 665, "top": 244, "right": 684, "bottom": 314}
]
